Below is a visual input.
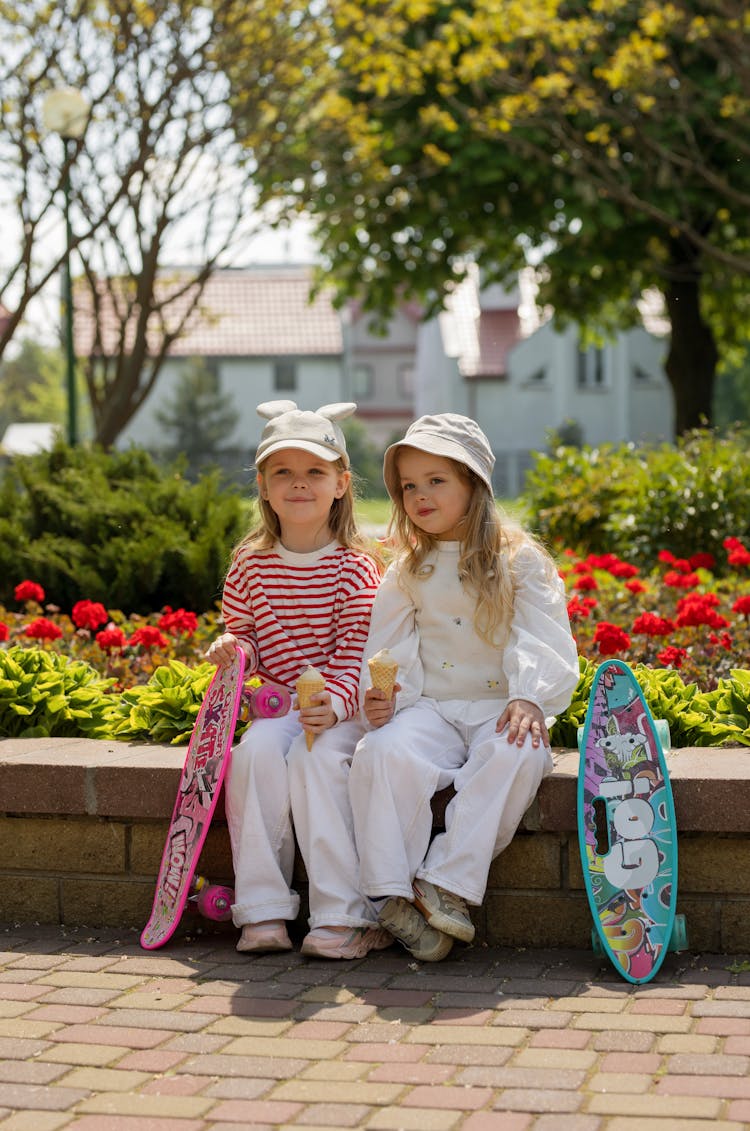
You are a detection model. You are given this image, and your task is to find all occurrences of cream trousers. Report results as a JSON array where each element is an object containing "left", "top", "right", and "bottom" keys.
[
  {"left": 225, "top": 712, "right": 374, "bottom": 929},
  {"left": 348, "top": 697, "right": 553, "bottom": 906}
]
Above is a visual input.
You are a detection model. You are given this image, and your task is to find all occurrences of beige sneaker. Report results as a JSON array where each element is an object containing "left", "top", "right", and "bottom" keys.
[
  {"left": 377, "top": 897, "right": 453, "bottom": 962},
  {"left": 412, "top": 879, "right": 475, "bottom": 943},
  {"left": 301, "top": 925, "right": 393, "bottom": 960},
  {"left": 236, "top": 920, "right": 292, "bottom": 953}
]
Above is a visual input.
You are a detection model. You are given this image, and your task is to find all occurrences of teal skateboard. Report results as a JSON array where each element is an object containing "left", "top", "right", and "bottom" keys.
[{"left": 577, "top": 659, "right": 688, "bottom": 983}]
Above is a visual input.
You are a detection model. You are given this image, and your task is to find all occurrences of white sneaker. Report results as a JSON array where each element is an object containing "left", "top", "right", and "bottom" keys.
[
  {"left": 412, "top": 879, "right": 475, "bottom": 943},
  {"left": 377, "top": 897, "right": 453, "bottom": 962}
]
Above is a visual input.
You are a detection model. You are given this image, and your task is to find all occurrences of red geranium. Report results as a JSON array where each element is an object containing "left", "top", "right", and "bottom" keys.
[
  {"left": 573, "top": 574, "right": 598, "bottom": 592},
  {"left": 157, "top": 607, "right": 198, "bottom": 636},
  {"left": 624, "top": 579, "right": 648, "bottom": 595},
  {"left": 728, "top": 547, "right": 750, "bottom": 568},
  {"left": 567, "top": 595, "right": 598, "bottom": 620},
  {"left": 0, "top": 622, "right": 8, "bottom": 642},
  {"left": 129, "top": 626, "right": 169, "bottom": 650},
  {"left": 15, "top": 580, "right": 45, "bottom": 604},
  {"left": 72, "top": 600, "right": 109, "bottom": 631},
  {"left": 709, "top": 631, "right": 733, "bottom": 651},
  {"left": 663, "top": 570, "right": 701, "bottom": 589},
  {"left": 689, "top": 552, "right": 715, "bottom": 571},
  {"left": 733, "top": 595, "right": 750, "bottom": 618},
  {"left": 657, "top": 645, "right": 687, "bottom": 668},
  {"left": 632, "top": 612, "right": 675, "bottom": 637},
  {"left": 674, "top": 592, "right": 730, "bottom": 629},
  {"left": 24, "top": 617, "right": 63, "bottom": 641},
  {"left": 608, "top": 561, "right": 640, "bottom": 579},
  {"left": 593, "top": 622, "right": 631, "bottom": 656},
  {"left": 95, "top": 626, "right": 127, "bottom": 652}
]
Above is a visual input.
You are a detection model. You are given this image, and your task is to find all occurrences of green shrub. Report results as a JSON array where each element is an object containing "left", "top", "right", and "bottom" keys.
[
  {"left": 0, "top": 646, "right": 116, "bottom": 738},
  {"left": 523, "top": 427, "right": 750, "bottom": 572},
  {"left": 0, "top": 443, "right": 247, "bottom": 612}
]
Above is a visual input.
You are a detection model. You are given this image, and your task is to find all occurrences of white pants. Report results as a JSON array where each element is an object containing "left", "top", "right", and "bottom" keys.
[
  {"left": 348, "top": 698, "right": 553, "bottom": 906},
  {"left": 225, "top": 711, "right": 374, "bottom": 929}
]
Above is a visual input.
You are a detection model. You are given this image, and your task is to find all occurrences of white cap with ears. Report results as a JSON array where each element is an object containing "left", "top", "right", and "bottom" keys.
[{"left": 254, "top": 400, "right": 356, "bottom": 468}]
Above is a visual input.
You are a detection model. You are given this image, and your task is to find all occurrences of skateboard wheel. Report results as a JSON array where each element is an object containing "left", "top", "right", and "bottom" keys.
[
  {"left": 669, "top": 914, "right": 688, "bottom": 952},
  {"left": 250, "top": 685, "right": 292, "bottom": 719},
  {"left": 196, "top": 884, "right": 235, "bottom": 922}
]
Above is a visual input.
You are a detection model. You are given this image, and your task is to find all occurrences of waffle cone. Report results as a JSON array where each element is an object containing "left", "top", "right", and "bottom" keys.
[
  {"left": 368, "top": 649, "right": 398, "bottom": 700},
  {"left": 296, "top": 665, "right": 326, "bottom": 750}
]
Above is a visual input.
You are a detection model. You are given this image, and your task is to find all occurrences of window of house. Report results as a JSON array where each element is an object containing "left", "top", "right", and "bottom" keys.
[
  {"left": 524, "top": 367, "right": 548, "bottom": 386},
  {"left": 398, "top": 363, "right": 415, "bottom": 397},
  {"left": 577, "top": 346, "right": 606, "bottom": 389},
  {"left": 274, "top": 360, "right": 297, "bottom": 392},
  {"left": 351, "top": 364, "right": 374, "bottom": 399}
]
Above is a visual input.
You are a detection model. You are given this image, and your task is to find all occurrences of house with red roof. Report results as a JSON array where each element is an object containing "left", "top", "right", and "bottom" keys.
[{"left": 74, "top": 262, "right": 671, "bottom": 491}]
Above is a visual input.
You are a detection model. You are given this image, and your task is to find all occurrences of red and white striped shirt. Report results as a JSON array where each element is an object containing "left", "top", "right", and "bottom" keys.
[{"left": 222, "top": 540, "right": 381, "bottom": 721}]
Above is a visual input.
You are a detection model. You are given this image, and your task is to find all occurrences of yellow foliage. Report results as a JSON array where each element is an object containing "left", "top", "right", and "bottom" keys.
[
  {"left": 422, "top": 141, "right": 452, "bottom": 167},
  {"left": 418, "top": 105, "right": 459, "bottom": 133}
]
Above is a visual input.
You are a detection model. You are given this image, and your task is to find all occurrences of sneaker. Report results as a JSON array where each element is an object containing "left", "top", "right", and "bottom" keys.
[
  {"left": 377, "top": 897, "right": 454, "bottom": 962},
  {"left": 236, "top": 920, "right": 292, "bottom": 953},
  {"left": 413, "top": 879, "right": 475, "bottom": 943},
  {"left": 301, "top": 925, "right": 393, "bottom": 960}
]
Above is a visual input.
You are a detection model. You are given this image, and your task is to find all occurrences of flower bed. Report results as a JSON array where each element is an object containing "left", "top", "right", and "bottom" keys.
[{"left": 1, "top": 533, "right": 749, "bottom": 746}]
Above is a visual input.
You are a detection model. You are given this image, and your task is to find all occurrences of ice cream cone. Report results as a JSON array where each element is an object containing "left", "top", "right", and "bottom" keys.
[
  {"left": 296, "top": 665, "right": 326, "bottom": 750},
  {"left": 368, "top": 648, "right": 399, "bottom": 700}
]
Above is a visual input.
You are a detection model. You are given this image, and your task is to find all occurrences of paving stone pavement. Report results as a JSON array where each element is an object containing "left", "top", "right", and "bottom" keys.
[{"left": 1, "top": 924, "right": 750, "bottom": 1130}]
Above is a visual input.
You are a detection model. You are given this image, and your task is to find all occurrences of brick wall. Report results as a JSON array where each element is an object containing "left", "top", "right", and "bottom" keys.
[{"left": 3, "top": 739, "right": 750, "bottom": 952}]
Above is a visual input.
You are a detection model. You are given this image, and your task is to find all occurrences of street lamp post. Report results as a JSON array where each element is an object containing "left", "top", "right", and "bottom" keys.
[{"left": 42, "top": 87, "right": 90, "bottom": 447}]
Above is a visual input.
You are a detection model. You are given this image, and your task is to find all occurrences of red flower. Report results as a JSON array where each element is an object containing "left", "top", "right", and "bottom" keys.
[
  {"left": 586, "top": 553, "right": 621, "bottom": 572},
  {"left": 689, "top": 552, "right": 715, "bottom": 571},
  {"left": 608, "top": 561, "right": 640, "bottom": 579},
  {"left": 0, "top": 622, "right": 8, "bottom": 642},
  {"left": 708, "top": 631, "right": 733, "bottom": 651},
  {"left": 663, "top": 570, "right": 700, "bottom": 589},
  {"left": 675, "top": 593, "right": 730, "bottom": 630},
  {"left": 129, "top": 626, "right": 169, "bottom": 650},
  {"left": 567, "top": 595, "right": 598, "bottom": 620},
  {"left": 733, "top": 595, "right": 750, "bottom": 618},
  {"left": 657, "top": 645, "right": 687, "bottom": 668},
  {"left": 157, "top": 607, "right": 198, "bottom": 636},
  {"left": 658, "top": 550, "right": 676, "bottom": 565},
  {"left": 724, "top": 537, "right": 750, "bottom": 567},
  {"left": 624, "top": 579, "right": 648, "bottom": 595},
  {"left": 573, "top": 574, "right": 598, "bottom": 592},
  {"left": 15, "top": 580, "right": 45, "bottom": 604},
  {"left": 95, "top": 626, "right": 127, "bottom": 652},
  {"left": 72, "top": 600, "right": 109, "bottom": 631},
  {"left": 632, "top": 612, "right": 675, "bottom": 637},
  {"left": 24, "top": 617, "right": 63, "bottom": 641},
  {"left": 728, "top": 547, "right": 750, "bottom": 568},
  {"left": 593, "top": 622, "right": 631, "bottom": 656}
]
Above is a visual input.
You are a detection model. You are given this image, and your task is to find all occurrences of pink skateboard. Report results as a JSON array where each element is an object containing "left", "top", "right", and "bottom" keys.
[{"left": 140, "top": 649, "right": 291, "bottom": 949}]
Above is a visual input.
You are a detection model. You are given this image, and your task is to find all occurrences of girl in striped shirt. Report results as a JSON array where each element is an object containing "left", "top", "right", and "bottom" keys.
[{"left": 207, "top": 401, "right": 389, "bottom": 960}]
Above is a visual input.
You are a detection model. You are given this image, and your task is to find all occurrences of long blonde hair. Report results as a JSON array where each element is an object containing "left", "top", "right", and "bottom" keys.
[
  {"left": 389, "top": 457, "right": 555, "bottom": 645},
  {"left": 234, "top": 457, "right": 372, "bottom": 557}
]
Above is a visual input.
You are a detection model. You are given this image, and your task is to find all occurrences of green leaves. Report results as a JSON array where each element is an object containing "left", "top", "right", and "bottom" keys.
[
  {"left": 107, "top": 660, "right": 217, "bottom": 745},
  {"left": 0, "top": 647, "right": 116, "bottom": 738},
  {"left": 550, "top": 658, "right": 750, "bottom": 749}
]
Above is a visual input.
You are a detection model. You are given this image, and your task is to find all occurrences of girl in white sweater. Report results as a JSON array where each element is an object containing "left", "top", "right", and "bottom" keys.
[{"left": 349, "top": 413, "right": 579, "bottom": 960}]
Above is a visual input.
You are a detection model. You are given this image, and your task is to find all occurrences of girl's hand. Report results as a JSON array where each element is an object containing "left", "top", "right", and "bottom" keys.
[
  {"left": 363, "top": 683, "right": 401, "bottom": 729},
  {"left": 295, "top": 689, "right": 337, "bottom": 736},
  {"left": 206, "top": 632, "right": 240, "bottom": 668},
  {"left": 497, "top": 699, "right": 549, "bottom": 749}
]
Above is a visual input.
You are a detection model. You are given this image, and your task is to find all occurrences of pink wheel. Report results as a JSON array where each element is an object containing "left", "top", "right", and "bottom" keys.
[
  {"left": 195, "top": 884, "right": 235, "bottom": 921},
  {"left": 250, "top": 684, "right": 292, "bottom": 719}
]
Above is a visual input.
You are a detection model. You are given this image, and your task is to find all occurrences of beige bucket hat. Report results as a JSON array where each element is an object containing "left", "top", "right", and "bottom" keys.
[{"left": 383, "top": 413, "right": 495, "bottom": 498}]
